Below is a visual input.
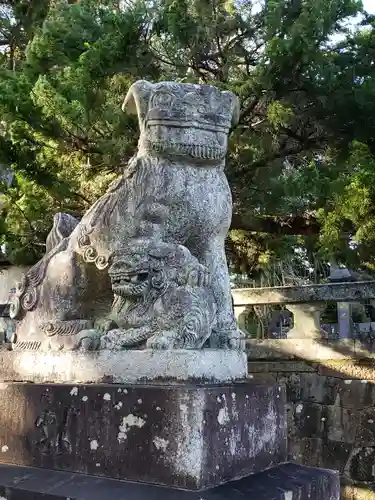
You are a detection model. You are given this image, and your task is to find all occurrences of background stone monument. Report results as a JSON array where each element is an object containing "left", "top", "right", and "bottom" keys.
[{"left": 0, "top": 80, "right": 339, "bottom": 499}]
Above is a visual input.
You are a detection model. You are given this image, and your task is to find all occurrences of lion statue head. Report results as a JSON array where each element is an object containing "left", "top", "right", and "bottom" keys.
[{"left": 108, "top": 238, "right": 210, "bottom": 301}]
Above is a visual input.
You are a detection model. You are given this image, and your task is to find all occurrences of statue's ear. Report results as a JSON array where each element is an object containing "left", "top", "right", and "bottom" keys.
[{"left": 122, "top": 80, "right": 153, "bottom": 128}]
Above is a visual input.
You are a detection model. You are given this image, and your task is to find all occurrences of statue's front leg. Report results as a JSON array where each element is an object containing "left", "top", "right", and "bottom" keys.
[
  {"left": 198, "top": 237, "right": 243, "bottom": 349},
  {"left": 95, "top": 317, "right": 118, "bottom": 334}
]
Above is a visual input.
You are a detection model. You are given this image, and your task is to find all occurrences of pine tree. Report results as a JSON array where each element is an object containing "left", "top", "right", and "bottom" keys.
[{"left": 1, "top": 0, "right": 375, "bottom": 275}]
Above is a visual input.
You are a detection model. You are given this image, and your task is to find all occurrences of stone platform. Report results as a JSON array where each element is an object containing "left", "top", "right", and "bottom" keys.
[
  {"left": 0, "top": 381, "right": 286, "bottom": 490},
  {"left": 0, "top": 349, "right": 247, "bottom": 383},
  {"left": 0, "top": 463, "right": 340, "bottom": 499}
]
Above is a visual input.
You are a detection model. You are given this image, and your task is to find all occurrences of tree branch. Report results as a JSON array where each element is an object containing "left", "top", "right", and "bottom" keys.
[
  {"left": 230, "top": 213, "right": 321, "bottom": 236},
  {"left": 235, "top": 136, "right": 319, "bottom": 176},
  {"left": 230, "top": 213, "right": 354, "bottom": 238}
]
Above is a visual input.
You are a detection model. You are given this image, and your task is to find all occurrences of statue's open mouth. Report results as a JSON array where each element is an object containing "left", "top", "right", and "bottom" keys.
[
  {"left": 144, "top": 137, "right": 226, "bottom": 161},
  {"left": 109, "top": 270, "right": 149, "bottom": 297},
  {"left": 110, "top": 271, "right": 148, "bottom": 285}
]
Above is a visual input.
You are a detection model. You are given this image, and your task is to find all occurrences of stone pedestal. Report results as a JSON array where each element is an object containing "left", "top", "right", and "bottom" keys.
[
  {"left": 0, "top": 349, "right": 247, "bottom": 384},
  {"left": 0, "top": 380, "right": 287, "bottom": 491}
]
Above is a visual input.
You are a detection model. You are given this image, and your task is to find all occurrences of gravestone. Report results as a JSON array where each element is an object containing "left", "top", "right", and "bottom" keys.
[{"left": 0, "top": 80, "right": 339, "bottom": 499}]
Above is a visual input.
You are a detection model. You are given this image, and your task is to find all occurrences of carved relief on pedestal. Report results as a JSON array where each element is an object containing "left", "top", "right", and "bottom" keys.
[
  {"left": 35, "top": 410, "right": 58, "bottom": 455},
  {"left": 35, "top": 406, "right": 79, "bottom": 456}
]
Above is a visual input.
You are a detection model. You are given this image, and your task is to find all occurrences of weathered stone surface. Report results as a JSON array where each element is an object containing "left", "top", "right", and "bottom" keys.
[
  {"left": 232, "top": 280, "right": 375, "bottom": 305},
  {"left": 346, "top": 447, "right": 375, "bottom": 482},
  {"left": 294, "top": 402, "right": 326, "bottom": 439},
  {"left": 288, "top": 437, "right": 323, "bottom": 467},
  {"left": 0, "top": 381, "right": 287, "bottom": 490},
  {"left": 336, "top": 380, "right": 375, "bottom": 410},
  {"left": 299, "top": 373, "right": 339, "bottom": 405},
  {"left": 0, "top": 349, "right": 247, "bottom": 384},
  {"left": 321, "top": 441, "right": 353, "bottom": 473},
  {"left": 0, "top": 463, "right": 340, "bottom": 500},
  {"left": 243, "top": 372, "right": 277, "bottom": 385},
  {"left": 250, "top": 359, "right": 375, "bottom": 499},
  {"left": 327, "top": 405, "right": 359, "bottom": 443},
  {"left": 277, "top": 373, "right": 339, "bottom": 406},
  {"left": 279, "top": 373, "right": 301, "bottom": 402},
  {"left": 246, "top": 338, "right": 356, "bottom": 361},
  {"left": 286, "top": 402, "right": 297, "bottom": 439},
  {"left": 356, "top": 409, "right": 375, "bottom": 446},
  {"left": 11, "top": 80, "right": 243, "bottom": 352},
  {"left": 289, "top": 438, "right": 354, "bottom": 478}
]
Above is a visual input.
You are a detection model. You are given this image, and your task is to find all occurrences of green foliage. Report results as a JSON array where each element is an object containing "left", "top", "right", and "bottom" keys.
[
  {"left": 0, "top": 0, "right": 160, "bottom": 262},
  {"left": 317, "top": 142, "right": 375, "bottom": 269},
  {"left": 1, "top": 0, "right": 375, "bottom": 278}
]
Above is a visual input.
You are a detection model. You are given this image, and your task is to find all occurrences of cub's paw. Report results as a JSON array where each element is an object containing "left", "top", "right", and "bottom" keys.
[{"left": 146, "top": 331, "right": 177, "bottom": 350}]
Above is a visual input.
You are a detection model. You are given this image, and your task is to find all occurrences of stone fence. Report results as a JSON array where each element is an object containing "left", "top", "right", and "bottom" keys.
[
  {"left": 232, "top": 280, "right": 375, "bottom": 340},
  {"left": 232, "top": 281, "right": 375, "bottom": 500}
]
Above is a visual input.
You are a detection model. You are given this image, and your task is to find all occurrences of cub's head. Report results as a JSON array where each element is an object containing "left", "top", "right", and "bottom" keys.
[{"left": 108, "top": 239, "right": 206, "bottom": 298}]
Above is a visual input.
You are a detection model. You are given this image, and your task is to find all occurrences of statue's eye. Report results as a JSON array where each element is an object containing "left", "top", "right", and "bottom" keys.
[{"left": 151, "top": 91, "right": 174, "bottom": 109}]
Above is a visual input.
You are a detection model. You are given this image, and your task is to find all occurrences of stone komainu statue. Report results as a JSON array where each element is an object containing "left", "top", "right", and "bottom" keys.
[
  {"left": 10, "top": 80, "right": 242, "bottom": 351},
  {"left": 100, "top": 239, "right": 217, "bottom": 350}
]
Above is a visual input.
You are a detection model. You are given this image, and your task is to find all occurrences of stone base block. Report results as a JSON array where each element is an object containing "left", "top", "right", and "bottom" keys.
[
  {"left": 0, "top": 349, "right": 247, "bottom": 383},
  {"left": 0, "top": 381, "right": 286, "bottom": 490},
  {"left": 0, "top": 463, "right": 340, "bottom": 499}
]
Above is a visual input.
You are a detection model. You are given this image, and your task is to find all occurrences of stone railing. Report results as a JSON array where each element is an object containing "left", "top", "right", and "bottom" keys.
[{"left": 232, "top": 280, "right": 375, "bottom": 340}]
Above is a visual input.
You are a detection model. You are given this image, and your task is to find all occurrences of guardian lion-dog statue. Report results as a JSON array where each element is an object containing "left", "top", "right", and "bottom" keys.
[{"left": 10, "top": 80, "right": 242, "bottom": 351}]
